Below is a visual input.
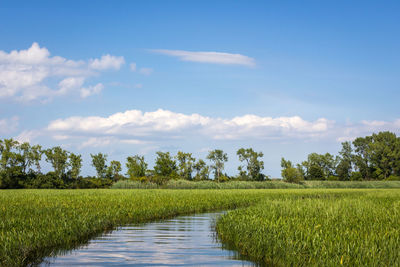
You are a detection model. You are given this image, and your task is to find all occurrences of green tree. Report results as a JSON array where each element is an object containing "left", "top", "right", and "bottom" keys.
[
  {"left": 237, "top": 148, "right": 265, "bottom": 181},
  {"left": 369, "top": 131, "right": 400, "bottom": 179},
  {"left": 281, "top": 157, "right": 303, "bottom": 183},
  {"left": 69, "top": 153, "right": 82, "bottom": 179},
  {"left": 91, "top": 153, "right": 108, "bottom": 178},
  {"left": 0, "top": 139, "right": 19, "bottom": 170},
  {"left": 175, "top": 151, "right": 195, "bottom": 180},
  {"left": 207, "top": 149, "right": 228, "bottom": 182},
  {"left": 193, "top": 159, "right": 210, "bottom": 180},
  {"left": 301, "top": 153, "right": 337, "bottom": 180},
  {"left": 336, "top": 141, "right": 353, "bottom": 180},
  {"left": 353, "top": 136, "right": 373, "bottom": 179},
  {"left": 126, "top": 155, "right": 148, "bottom": 178},
  {"left": 45, "top": 146, "right": 69, "bottom": 178},
  {"left": 30, "top": 145, "right": 43, "bottom": 173},
  {"left": 0, "top": 139, "right": 22, "bottom": 188},
  {"left": 154, "top": 151, "right": 177, "bottom": 177},
  {"left": 17, "top": 142, "right": 33, "bottom": 174},
  {"left": 107, "top": 160, "right": 122, "bottom": 181}
]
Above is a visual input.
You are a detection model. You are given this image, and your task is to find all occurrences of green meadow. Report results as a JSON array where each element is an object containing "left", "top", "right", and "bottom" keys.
[{"left": 1, "top": 189, "right": 399, "bottom": 266}]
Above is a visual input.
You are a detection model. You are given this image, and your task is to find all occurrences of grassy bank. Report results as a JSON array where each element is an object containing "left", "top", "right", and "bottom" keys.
[
  {"left": 112, "top": 179, "right": 400, "bottom": 189},
  {"left": 0, "top": 189, "right": 267, "bottom": 266},
  {"left": 1, "top": 189, "right": 399, "bottom": 266},
  {"left": 216, "top": 190, "right": 400, "bottom": 266}
]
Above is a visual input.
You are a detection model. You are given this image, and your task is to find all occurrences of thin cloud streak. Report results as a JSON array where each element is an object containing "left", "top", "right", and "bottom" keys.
[{"left": 151, "top": 49, "right": 256, "bottom": 67}]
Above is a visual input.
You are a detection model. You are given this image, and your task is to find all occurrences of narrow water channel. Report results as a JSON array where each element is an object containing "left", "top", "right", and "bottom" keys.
[{"left": 42, "top": 212, "right": 255, "bottom": 266}]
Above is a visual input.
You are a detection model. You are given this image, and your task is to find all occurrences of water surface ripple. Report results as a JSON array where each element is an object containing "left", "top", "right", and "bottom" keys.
[{"left": 42, "top": 212, "right": 255, "bottom": 266}]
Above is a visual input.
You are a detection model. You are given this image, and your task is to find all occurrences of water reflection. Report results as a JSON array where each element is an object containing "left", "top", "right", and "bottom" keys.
[{"left": 42, "top": 212, "right": 255, "bottom": 266}]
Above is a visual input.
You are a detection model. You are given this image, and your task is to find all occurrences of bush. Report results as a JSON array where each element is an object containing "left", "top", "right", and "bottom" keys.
[
  {"left": 111, "top": 180, "right": 158, "bottom": 189},
  {"left": 327, "top": 175, "right": 339, "bottom": 181},
  {"left": 386, "top": 175, "right": 400, "bottom": 181},
  {"left": 282, "top": 167, "right": 303, "bottom": 183},
  {"left": 350, "top": 172, "right": 363, "bottom": 181}
]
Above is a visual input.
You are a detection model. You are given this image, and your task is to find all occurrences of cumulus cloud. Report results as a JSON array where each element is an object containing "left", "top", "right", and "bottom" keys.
[
  {"left": 44, "top": 109, "right": 331, "bottom": 147},
  {"left": 0, "top": 116, "right": 19, "bottom": 134},
  {"left": 89, "top": 54, "right": 125, "bottom": 70},
  {"left": 13, "top": 109, "right": 400, "bottom": 148},
  {"left": 80, "top": 83, "right": 104, "bottom": 98},
  {"left": 0, "top": 43, "right": 124, "bottom": 101},
  {"left": 151, "top": 49, "right": 255, "bottom": 67},
  {"left": 336, "top": 119, "right": 400, "bottom": 142}
]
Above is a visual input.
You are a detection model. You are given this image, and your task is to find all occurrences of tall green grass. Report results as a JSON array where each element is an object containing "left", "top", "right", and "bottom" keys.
[
  {"left": 0, "top": 189, "right": 266, "bottom": 266},
  {"left": 1, "top": 189, "right": 399, "bottom": 266},
  {"left": 216, "top": 190, "right": 400, "bottom": 266},
  {"left": 111, "top": 179, "right": 400, "bottom": 189}
]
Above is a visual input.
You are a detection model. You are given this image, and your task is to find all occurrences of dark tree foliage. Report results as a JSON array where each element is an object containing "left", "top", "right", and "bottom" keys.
[{"left": 282, "top": 131, "right": 400, "bottom": 181}]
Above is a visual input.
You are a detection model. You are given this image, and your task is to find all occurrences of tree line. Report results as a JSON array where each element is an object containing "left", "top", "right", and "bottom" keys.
[
  {"left": 0, "top": 139, "right": 266, "bottom": 188},
  {"left": 1, "top": 131, "right": 399, "bottom": 188},
  {"left": 281, "top": 131, "right": 400, "bottom": 183}
]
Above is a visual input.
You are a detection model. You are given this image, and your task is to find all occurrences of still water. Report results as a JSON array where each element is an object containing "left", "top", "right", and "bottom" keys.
[{"left": 42, "top": 212, "right": 255, "bottom": 266}]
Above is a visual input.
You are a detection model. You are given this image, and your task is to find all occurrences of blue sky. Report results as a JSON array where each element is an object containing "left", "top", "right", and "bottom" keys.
[{"left": 0, "top": 0, "right": 399, "bottom": 177}]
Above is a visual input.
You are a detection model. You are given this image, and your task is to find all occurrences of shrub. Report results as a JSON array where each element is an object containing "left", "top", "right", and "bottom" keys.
[
  {"left": 386, "top": 175, "right": 400, "bottom": 181},
  {"left": 282, "top": 167, "right": 303, "bottom": 183},
  {"left": 350, "top": 172, "right": 363, "bottom": 181}
]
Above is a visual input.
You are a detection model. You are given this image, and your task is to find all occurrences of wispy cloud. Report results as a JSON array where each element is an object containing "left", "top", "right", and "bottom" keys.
[
  {"left": 151, "top": 49, "right": 255, "bottom": 67},
  {"left": 139, "top": 67, "right": 153, "bottom": 75},
  {"left": 0, "top": 43, "right": 124, "bottom": 102},
  {"left": 0, "top": 116, "right": 19, "bottom": 134}
]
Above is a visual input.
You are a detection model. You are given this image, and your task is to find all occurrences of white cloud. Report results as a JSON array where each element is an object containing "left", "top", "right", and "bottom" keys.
[
  {"left": 89, "top": 54, "right": 125, "bottom": 70},
  {"left": 45, "top": 109, "right": 331, "bottom": 147},
  {"left": 0, "top": 43, "right": 124, "bottom": 101},
  {"left": 0, "top": 116, "right": 19, "bottom": 134},
  {"left": 14, "top": 130, "right": 40, "bottom": 143},
  {"left": 13, "top": 109, "right": 400, "bottom": 148},
  {"left": 139, "top": 67, "right": 153, "bottom": 75},
  {"left": 80, "top": 83, "right": 104, "bottom": 98},
  {"left": 336, "top": 119, "right": 400, "bottom": 142},
  {"left": 151, "top": 49, "right": 255, "bottom": 67},
  {"left": 58, "top": 77, "right": 85, "bottom": 95},
  {"left": 130, "top": 62, "right": 137, "bottom": 72}
]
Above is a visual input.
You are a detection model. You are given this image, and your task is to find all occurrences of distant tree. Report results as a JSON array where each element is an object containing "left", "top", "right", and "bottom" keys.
[
  {"left": 193, "top": 159, "right": 210, "bottom": 180},
  {"left": 175, "top": 151, "right": 195, "bottom": 180},
  {"left": 107, "top": 160, "right": 122, "bottom": 181},
  {"left": 154, "top": 152, "right": 177, "bottom": 177},
  {"left": 207, "top": 149, "right": 228, "bottom": 182},
  {"left": 353, "top": 136, "right": 373, "bottom": 179},
  {"left": 336, "top": 141, "right": 353, "bottom": 180},
  {"left": 91, "top": 153, "right": 108, "bottom": 179},
  {"left": 45, "top": 146, "right": 69, "bottom": 178},
  {"left": 281, "top": 157, "right": 303, "bottom": 183},
  {"left": 237, "top": 148, "right": 265, "bottom": 181},
  {"left": 0, "top": 139, "right": 22, "bottom": 188},
  {"left": 69, "top": 153, "right": 82, "bottom": 179},
  {"left": 301, "top": 153, "right": 337, "bottom": 180},
  {"left": 126, "top": 155, "right": 148, "bottom": 178},
  {"left": 369, "top": 132, "right": 400, "bottom": 179},
  {"left": 17, "top": 142, "right": 33, "bottom": 174},
  {"left": 30, "top": 145, "right": 43, "bottom": 173},
  {"left": 0, "top": 139, "right": 19, "bottom": 170}
]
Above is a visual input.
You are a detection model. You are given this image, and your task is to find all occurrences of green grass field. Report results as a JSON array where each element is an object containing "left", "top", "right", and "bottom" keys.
[
  {"left": 112, "top": 179, "right": 400, "bottom": 189},
  {"left": 1, "top": 189, "right": 399, "bottom": 266},
  {"left": 0, "top": 189, "right": 265, "bottom": 266},
  {"left": 216, "top": 189, "right": 400, "bottom": 266}
]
